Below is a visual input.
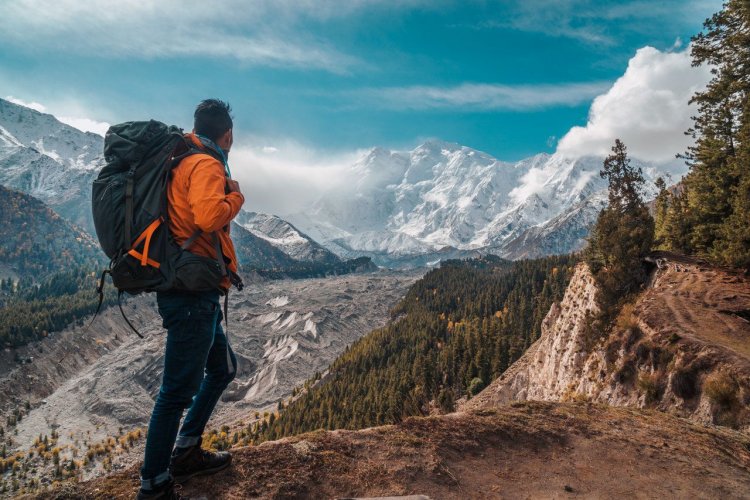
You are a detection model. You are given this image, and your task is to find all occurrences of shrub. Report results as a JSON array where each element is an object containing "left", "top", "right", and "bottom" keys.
[
  {"left": 671, "top": 363, "right": 700, "bottom": 400},
  {"left": 614, "top": 357, "right": 636, "bottom": 385},
  {"left": 704, "top": 371, "right": 739, "bottom": 409},
  {"left": 604, "top": 339, "right": 621, "bottom": 366},
  {"left": 437, "top": 387, "right": 455, "bottom": 413},
  {"left": 616, "top": 303, "right": 639, "bottom": 331},
  {"left": 637, "top": 372, "right": 664, "bottom": 405},
  {"left": 467, "top": 377, "right": 485, "bottom": 396}
]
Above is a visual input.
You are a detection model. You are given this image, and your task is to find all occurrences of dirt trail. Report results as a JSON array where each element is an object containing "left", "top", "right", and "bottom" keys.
[
  {"left": 639, "top": 257, "right": 750, "bottom": 364},
  {"left": 32, "top": 402, "right": 750, "bottom": 500}
]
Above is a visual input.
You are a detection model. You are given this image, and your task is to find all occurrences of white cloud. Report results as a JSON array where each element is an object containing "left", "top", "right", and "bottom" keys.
[
  {"left": 5, "top": 96, "right": 47, "bottom": 113},
  {"left": 0, "top": 0, "right": 384, "bottom": 73},
  {"left": 5, "top": 95, "right": 111, "bottom": 136},
  {"left": 556, "top": 46, "right": 712, "bottom": 162},
  {"left": 56, "top": 116, "right": 111, "bottom": 136},
  {"left": 229, "top": 138, "right": 362, "bottom": 215},
  {"left": 492, "top": 0, "right": 722, "bottom": 46},
  {"left": 357, "top": 81, "right": 610, "bottom": 111}
]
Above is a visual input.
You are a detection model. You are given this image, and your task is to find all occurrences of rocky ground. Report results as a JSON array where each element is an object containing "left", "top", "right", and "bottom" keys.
[
  {"left": 0, "top": 270, "right": 420, "bottom": 488},
  {"left": 32, "top": 401, "right": 750, "bottom": 499}
]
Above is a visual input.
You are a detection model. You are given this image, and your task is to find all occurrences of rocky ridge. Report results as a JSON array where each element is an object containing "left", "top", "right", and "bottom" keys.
[
  {"left": 289, "top": 141, "right": 687, "bottom": 265},
  {"left": 235, "top": 211, "right": 340, "bottom": 265}
]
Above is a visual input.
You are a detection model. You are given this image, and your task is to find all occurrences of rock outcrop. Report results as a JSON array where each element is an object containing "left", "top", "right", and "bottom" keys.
[{"left": 466, "top": 256, "right": 750, "bottom": 430}]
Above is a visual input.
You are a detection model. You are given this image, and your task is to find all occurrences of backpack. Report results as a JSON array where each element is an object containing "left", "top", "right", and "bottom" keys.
[{"left": 91, "top": 120, "right": 243, "bottom": 335}]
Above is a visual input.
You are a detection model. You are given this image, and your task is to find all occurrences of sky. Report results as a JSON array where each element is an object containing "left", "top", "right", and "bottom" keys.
[{"left": 0, "top": 0, "right": 721, "bottom": 213}]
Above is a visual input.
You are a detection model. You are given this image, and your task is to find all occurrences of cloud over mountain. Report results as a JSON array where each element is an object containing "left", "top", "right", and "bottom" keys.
[{"left": 556, "top": 46, "right": 711, "bottom": 162}]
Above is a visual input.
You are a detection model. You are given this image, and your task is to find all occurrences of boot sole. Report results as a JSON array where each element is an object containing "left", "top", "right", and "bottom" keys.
[{"left": 173, "top": 457, "right": 232, "bottom": 484}]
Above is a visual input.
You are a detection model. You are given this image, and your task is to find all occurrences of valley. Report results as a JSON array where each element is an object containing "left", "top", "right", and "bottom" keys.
[
  {"left": 0, "top": 270, "right": 420, "bottom": 486},
  {"left": 36, "top": 253, "right": 750, "bottom": 500}
]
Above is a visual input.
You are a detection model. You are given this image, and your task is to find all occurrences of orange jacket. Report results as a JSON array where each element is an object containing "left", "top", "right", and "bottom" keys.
[{"left": 167, "top": 133, "right": 244, "bottom": 290}]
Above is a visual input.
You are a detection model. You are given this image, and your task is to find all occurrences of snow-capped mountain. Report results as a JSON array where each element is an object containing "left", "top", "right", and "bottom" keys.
[
  {"left": 1, "top": 97, "right": 689, "bottom": 268},
  {"left": 0, "top": 98, "right": 104, "bottom": 234},
  {"left": 235, "top": 211, "right": 340, "bottom": 264},
  {"left": 288, "top": 141, "right": 687, "bottom": 264},
  {"left": 0, "top": 98, "right": 350, "bottom": 270}
]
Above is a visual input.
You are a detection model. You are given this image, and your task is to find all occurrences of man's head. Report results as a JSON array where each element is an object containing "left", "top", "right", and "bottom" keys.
[{"left": 193, "top": 99, "right": 233, "bottom": 152}]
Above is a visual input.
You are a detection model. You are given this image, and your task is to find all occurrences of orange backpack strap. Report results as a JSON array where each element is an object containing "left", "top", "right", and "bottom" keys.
[{"left": 127, "top": 218, "right": 162, "bottom": 268}]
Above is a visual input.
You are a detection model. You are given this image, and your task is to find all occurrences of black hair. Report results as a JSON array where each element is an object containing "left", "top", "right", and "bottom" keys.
[{"left": 194, "top": 99, "right": 233, "bottom": 141}]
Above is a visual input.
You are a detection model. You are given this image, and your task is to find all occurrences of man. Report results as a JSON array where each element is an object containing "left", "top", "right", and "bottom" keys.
[{"left": 138, "top": 99, "right": 244, "bottom": 500}]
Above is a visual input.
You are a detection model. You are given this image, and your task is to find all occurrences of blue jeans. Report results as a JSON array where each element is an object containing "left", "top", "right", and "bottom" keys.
[{"left": 140, "top": 290, "right": 237, "bottom": 489}]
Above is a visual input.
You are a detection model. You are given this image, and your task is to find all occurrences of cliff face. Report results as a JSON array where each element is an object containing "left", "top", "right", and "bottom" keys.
[{"left": 466, "top": 256, "right": 750, "bottom": 430}]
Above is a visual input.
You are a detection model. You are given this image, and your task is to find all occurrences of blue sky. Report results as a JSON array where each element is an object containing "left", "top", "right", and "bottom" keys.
[{"left": 0, "top": 0, "right": 720, "bottom": 162}]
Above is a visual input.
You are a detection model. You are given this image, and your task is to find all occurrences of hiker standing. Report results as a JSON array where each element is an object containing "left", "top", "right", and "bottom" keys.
[{"left": 137, "top": 99, "right": 244, "bottom": 499}]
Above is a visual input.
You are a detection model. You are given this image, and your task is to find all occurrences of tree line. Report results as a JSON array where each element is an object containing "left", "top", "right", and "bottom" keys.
[{"left": 653, "top": 0, "right": 750, "bottom": 268}]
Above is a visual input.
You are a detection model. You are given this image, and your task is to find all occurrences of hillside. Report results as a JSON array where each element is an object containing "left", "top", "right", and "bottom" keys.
[
  {"left": 0, "top": 98, "right": 103, "bottom": 235},
  {"left": 0, "top": 185, "right": 110, "bottom": 348},
  {"left": 0, "top": 185, "right": 101, "bottom": 280},
  {"left": 257, "top": 255, "right": 576, "bottom": 440},
  {"left": 34, "top": 402, "right": 750, "bottom": 499},
  {"left": 466, "top": 254, "right": 750, "bottom": 429},
  {"left": 235, "top": 211, "right": 340, "bottom": 264},
  {"left": 21, "top": 253, "right": 750, "bottom": 499}
]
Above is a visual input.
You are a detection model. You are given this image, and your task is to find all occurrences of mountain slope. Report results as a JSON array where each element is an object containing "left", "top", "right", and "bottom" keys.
[
  {"left": 288, "top": 141, "right": 687, "bottom": 264},
  {"left": 256, "top": 255, "right": 576, "bottom": 438},
  {"left": 235, "top": 211, "right": 340, "bottom": 264},
  {"left": 0, "top": 184, "right": 101, "bottom": 280},
  {"left": 231, "top": 222, "right": 375, "bottom": 277},
  {"left": 0, "top": 98, "right": 103, "bottom": 234},
  {"left": 40, "top": 401, "right": 750, "bottom": 499},
  {"left": 466, "top": 254, "right": 750, "bottom": 429}
]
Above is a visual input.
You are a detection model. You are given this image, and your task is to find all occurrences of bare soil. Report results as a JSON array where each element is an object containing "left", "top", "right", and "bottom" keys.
[
  {"left": 33, "top": 402, "right": 750, "bottom": 499},
  {"left": 639, "top": 255, "right": 750, "bottom": 364}
]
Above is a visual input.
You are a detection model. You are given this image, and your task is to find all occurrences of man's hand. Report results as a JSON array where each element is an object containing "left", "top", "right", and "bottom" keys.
[{"left": 227, "top": 179, "right": 242, "bottom": 195}]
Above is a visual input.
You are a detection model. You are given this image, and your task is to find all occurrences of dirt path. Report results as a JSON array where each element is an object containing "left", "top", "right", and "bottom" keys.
[
  {"left": 638, "top": 259, "right": 750, "bottom": 364},
  {"left": 33, "top": 402, "right": 750, "bottom": 500}
]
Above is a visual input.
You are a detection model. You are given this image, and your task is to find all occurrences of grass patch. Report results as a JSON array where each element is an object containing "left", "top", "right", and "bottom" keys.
[
  {"left": 671, "top": 362, "right": 700, "bottom": 400},
  {"left": 637, "top": 372, "right": 664, "bottom": 405}
]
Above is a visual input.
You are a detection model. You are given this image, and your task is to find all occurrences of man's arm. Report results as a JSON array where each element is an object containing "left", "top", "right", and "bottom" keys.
[{"left": 187, "top": 157, "right": 244, "bottom": 233}]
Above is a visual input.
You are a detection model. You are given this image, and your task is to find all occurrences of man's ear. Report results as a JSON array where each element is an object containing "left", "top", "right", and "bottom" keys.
[{"left": 218, "top": 128, "right": 233, "bottom": 150}]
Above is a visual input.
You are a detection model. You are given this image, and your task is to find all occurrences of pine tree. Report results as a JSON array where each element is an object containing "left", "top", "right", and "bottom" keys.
[
  {"left": 682, "top": 0, "right": 750, "bottom": 266},
  {"left": 653, "top": 177, "right": 671, "bottom": 249},
  {"left": 586, "top": 139, "right": 654, "bottom": 323}
]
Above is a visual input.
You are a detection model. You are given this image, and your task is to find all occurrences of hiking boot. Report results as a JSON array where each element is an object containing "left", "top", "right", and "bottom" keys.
[
  {"left": 136, "top": 479, "right": 183, "bottom": 499},
  {"left": 170, "top": 439, "right": 232, "bottom": 483}
]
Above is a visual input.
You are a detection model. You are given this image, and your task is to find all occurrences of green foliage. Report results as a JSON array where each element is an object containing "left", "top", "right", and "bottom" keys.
[
  {"left": 0, "top": 185, "right": 102, "bottom": 279},
  {"left": 0, "top": 267, "right": 115, "bottom": 348},
  {"left": 256, "top": 254, "right": 576, "bottom": 442},
  {"left": 586, "top": 140, "right": 654, "bottom": 330},
  {"left": 652, "top": 177, "right": 671, "bottom": 250},
  {"left": 253, "top": 256, "right": 376, "bottom": 279},
  {"left": 467, "top": 377, "right": 485, "bottom": 396},
  {"left": 673, "top": 0, "right": 750, "bottom": 267}
]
